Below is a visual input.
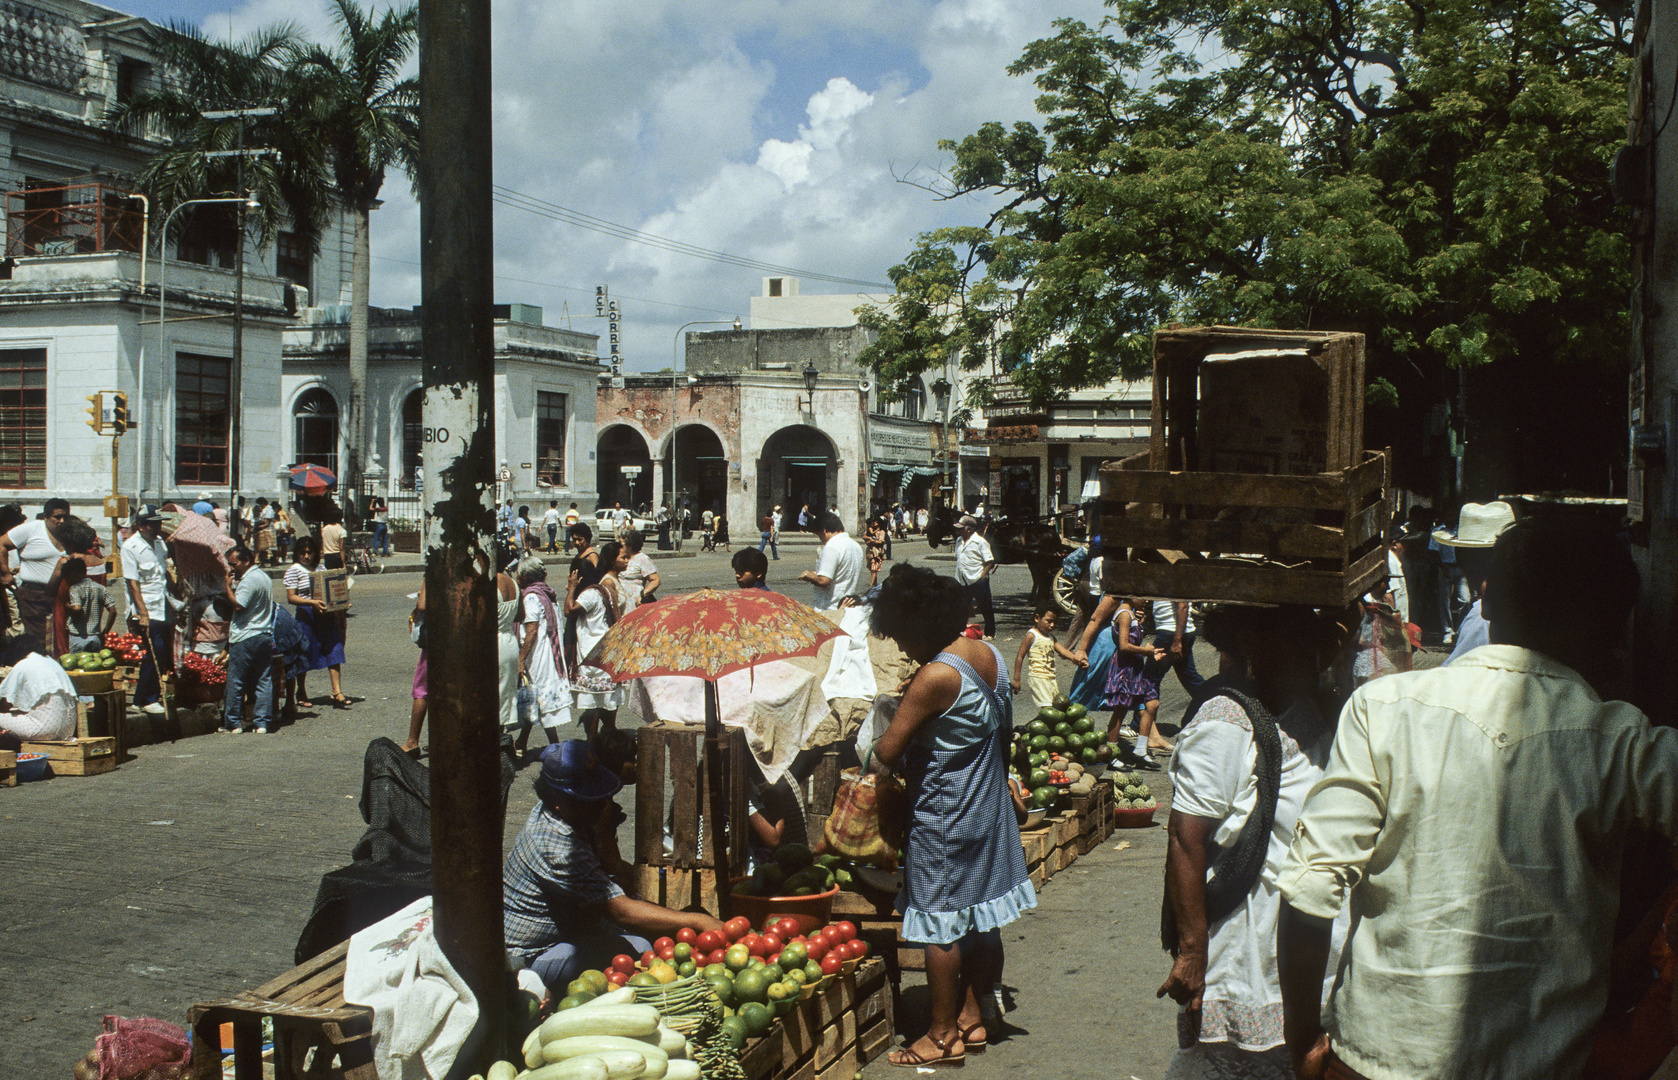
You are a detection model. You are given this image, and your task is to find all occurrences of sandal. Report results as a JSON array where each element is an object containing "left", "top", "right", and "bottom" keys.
[
  {"left": 328, "top": 694, "right": 352, "bottom": 709},
  {"left": 888, "top": 1033, "right": 964, "bottom": 1069},
  {"left": 295, "top": 698, "right": 314, "bottom": 709},
  {"left": 960, "top": 1024, "right": 987, "bottom": 1054}
]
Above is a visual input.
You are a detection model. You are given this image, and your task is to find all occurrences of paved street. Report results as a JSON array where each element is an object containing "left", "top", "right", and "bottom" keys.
[{"left": 0, "top": 535, "right": 1202, "bottom": 1079}]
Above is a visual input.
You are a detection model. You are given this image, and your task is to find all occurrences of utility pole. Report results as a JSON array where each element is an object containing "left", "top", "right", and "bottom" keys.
[
  {"left": 200, "top": 107, "right": 277, "bottom": 539},
  {"left": 418, "top": 0, "right": 506, "bottom": 1068}
]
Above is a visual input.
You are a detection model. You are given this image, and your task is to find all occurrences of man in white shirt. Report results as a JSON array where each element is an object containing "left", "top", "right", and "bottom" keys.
[
  {"left": 953, "top": 515, "right": 997, "bottom": 637},
  {"left": 121, "top": 507, "right": 173, "bottom": 715},
  {"left": 798, "top": 512, "right": 863, "bottom": 611},
  {"left": 543, "top": 501, "right": 562, "bottom": 553},
  {"left": 611, "top": 502, "right": 631, "bottom": 540},
  {"left": 1278, "top": 517, "right": 1678, "bottom": 1080},
  {"left": 220, "top": 542, "right": 276, "bottom": 734},
  {"left": 1151, "top": 599, "right": 1206, "bottom": 696}
]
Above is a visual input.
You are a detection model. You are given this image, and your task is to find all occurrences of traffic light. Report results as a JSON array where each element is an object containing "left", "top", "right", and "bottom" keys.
[
  {"left": 110, "top": 391, "right": 129, "bottom": 435},
  {"left": 85, "top": 392, "right": 105, "bottom": 434}
]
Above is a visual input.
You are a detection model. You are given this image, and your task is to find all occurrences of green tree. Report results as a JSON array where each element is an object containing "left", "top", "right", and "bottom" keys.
[
  {"left": 290, "top": 0, "right": 419, "bottom": 513},
  {"left": 859, "top": 1, "right": 1633, "bottom": 495}
]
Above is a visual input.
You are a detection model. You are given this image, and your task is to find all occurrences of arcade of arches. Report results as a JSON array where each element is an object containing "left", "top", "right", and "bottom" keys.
[{"left": 758, "top": 425, "right": 837, "bottom": 520}]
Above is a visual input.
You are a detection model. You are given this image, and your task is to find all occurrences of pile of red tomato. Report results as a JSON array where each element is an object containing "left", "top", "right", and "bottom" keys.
[
  {"left": 179, "top": 652, "right": 227, "bottom": 686},
  {"left": 603, "top": 918, "right": 868, "bottom": 988},
  {"left": 101, "top": 631, "right": 147, "bottom": 664}
]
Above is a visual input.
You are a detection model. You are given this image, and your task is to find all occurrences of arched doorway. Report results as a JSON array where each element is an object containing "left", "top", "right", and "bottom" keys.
[
  {"left": 667, "top": 424, "right": 726, "bottom": 525},
  {"left": 293, "top": 387, "right": 340, "bottom": 474},
  {"left": 597, "top": 425, "right": 653, "bottom": 510},
  {"left": 758, "top": 425, "right": 837, "bottom": 527}
]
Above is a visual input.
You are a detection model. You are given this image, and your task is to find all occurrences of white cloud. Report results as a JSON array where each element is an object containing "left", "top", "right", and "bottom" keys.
[{"left": 159, "top": 0, "right": 1113, "bottom": 364}]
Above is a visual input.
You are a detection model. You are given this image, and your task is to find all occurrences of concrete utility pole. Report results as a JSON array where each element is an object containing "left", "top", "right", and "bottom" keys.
[{"left": 418, "top": 0, "right": 506, "bottom": 1067}]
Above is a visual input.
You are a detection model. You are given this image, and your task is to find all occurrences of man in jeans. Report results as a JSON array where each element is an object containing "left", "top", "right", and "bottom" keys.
[
  {"left": 953, "top": 515, "right": 997, "bottom": 637},
  {"left": 221, "top": 543, "right": 275, "bottom": 734},
  {"left": 758, "top": 511, "right": 779, "bottom": 560},
  {"left": 1150, "top": 600, "right": 1206, "bottom": 697},
  {"left": 122, "top": 507, "right": 173, "bottom": 716}
]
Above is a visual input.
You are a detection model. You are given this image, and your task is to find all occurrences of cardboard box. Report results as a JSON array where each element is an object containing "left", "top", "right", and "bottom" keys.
[{"left": 311, "top": 568, "right": 351, "bottom": 611}]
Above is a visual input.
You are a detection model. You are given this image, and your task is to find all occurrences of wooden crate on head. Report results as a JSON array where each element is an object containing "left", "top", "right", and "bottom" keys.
[
  {"left": 633, "top": 721, "right": 752, "bottom": 917},
  {"left": 1101, "top": 325, "right": 1391, "bottom": 607}
]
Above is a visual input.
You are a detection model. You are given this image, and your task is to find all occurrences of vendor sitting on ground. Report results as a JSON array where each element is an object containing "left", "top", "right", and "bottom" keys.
[
  {"left": 504, "top": 740, "right": 722, "bottom": 991},
  {"left": 0, "top": 649, "right": 79, "bottom": 748}
]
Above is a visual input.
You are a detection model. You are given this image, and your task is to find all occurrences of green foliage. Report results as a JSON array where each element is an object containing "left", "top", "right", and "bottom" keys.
[{"left": 858, "top": 0, "right": 1633, "bottom": 412}]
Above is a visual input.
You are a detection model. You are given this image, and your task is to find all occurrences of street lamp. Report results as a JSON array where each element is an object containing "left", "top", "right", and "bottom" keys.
[
  {"left": 669, "top": 317, "right": 740, "bottom": 547},
  {"left": 154, "top": 193, "right": 259, "bottom": 504},
  {"left": 933, "top": 377, "right": 953, "bottom": 507},
  {"left": 796, "top": 361, "right": 819, "bottom": 414}
]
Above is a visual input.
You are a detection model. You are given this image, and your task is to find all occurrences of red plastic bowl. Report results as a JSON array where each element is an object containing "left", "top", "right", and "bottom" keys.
[
  {"left": 726, "top": 878, "right": 841, "bottom": 935},
  {"left": 1113, "top": 805, "right": 1158, "bottom": 829}
]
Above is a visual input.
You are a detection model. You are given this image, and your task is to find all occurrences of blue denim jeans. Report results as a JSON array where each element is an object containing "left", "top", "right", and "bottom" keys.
[
  {"left": 224, "top": 636, "right": 275, "bottom": 731},
  {"left": 1151, "top": 630, "right": 1206, "bottom": 695},
  {"left": 372, "top": 522, "right": 390, "bottom": 555},
  {"left": 132, "top": 618, "right": 174, "bottom": 707},
  {"left": 759, "top": 530, "right": 778, "bottom": 559}
]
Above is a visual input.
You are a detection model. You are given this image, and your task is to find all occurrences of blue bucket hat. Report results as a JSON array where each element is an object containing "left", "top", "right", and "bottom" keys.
[{"left": 537, "top": 740, "right": 623, "bottom": 802}]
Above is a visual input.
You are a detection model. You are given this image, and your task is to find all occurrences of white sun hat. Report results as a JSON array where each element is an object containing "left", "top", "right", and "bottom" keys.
[{"left": 1432, "top": 501, "right": 1517, "bottom": 548}]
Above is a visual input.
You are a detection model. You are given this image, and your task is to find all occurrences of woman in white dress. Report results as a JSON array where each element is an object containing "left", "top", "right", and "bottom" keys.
[
  {"left": 1158, "top": 605, "right": 1345, "bottom": 1080},
  {"left": 565, "top": 541, "right": 623, "bottom": 739},
  {"left": 517, "top": 558, "right": 572, "bottom": 748}
]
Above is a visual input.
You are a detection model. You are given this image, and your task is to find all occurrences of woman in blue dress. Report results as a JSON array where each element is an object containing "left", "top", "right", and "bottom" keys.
[{"left": 868, "top": 564, "right": 1036, "bottom": 1068}]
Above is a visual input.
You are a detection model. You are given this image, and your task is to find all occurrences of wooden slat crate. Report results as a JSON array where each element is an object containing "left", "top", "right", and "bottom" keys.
[
  {"left": 21, "top": 736, "right": 116, "bottom": 776},
  {"left": 633, "top": 722, "right": 751, "bottom": 917},
  {"left": 0, "top": 748, "right": 15, "bottom": 788},
  {"left": 1101, "top": 325, "right": 1391, "bottom": 606},
  {"left": 744, "top": 959, "right": 892, "bottom": 1080},
  {"left": 189, "top": 940, "right": 374, "bottom": 1080}
]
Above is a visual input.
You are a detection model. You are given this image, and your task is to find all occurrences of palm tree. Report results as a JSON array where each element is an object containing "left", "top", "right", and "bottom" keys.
[
  {"left": 290, "top": 0, "right": 420, "bottom": 518},
  {"left": 105, "top": 22, "right": 333, "bottom": 257}
]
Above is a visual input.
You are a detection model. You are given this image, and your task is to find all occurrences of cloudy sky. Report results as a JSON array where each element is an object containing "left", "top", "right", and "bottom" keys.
[{"left": 117, "top": 0, "right": 1111, "bottom": 371}]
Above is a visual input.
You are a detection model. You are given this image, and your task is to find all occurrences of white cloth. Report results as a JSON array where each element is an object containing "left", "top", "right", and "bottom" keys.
[
  {"left": 625, "top": 660, "right": 829, "bottom": 785},
  {"left": 343, "top": 896, "right": 478, "bottom": 1080},
  {"left": 1280, "top": 646, "right": 1678, "bottom": 1080},
  {"left": 619, "top": 552, "right": 657, "bottom": 612},
  {"left": 954, "top": 533, "right": 994, "bottom": 585},
  {"left": 0, "top": 652, "right": 77, "bottom": 739},
  {"left": 820, "top": 604, "right": 877, "bottom": 702},
  {"left": 1167, "top": 695, "right": 1344, "bottom": 1052},
  {"left": 521, "top": 593, "right": 572, "bottom": 727},
  {"left": 812, "top": 532, "right": 864, "bottom": 610},
  {"left": 7, "top": 520, "right": 62, "bottom": 586},
  {"left": 121, "top": 533, "right": 170, "bottom": 617},
  {"left": 1386, "top": 549, "right": 1408, "bottom": 624}
]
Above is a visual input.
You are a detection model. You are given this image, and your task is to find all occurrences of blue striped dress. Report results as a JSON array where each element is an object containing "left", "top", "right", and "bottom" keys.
[{"left": 897, "top": 642, "right": 1038, "bottom": 944}]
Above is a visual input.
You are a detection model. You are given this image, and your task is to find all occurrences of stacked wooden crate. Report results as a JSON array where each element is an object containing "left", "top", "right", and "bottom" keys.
[
  {"left": 632, "top": 722, "right": 751, "bottom": 917},
  {"left": 739, "top": 957, "right": 893, "bottom": 1080},
  {"left": 1101, "top": 326, "right": 1390, "bottom": 606},
  {"left": 0, "top": 749, "right": 15, "bottom": 787},
  {"left": 21, "top": 736, "right": 116, "bottom": 776}
]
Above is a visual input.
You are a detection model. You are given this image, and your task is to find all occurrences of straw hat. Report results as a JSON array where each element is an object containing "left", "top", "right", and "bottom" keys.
[{"left": 1431, "top": 501, "right": 1516, "bottom": 548}]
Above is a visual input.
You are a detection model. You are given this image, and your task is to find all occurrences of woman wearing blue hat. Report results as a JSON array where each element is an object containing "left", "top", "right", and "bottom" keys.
[{"left": 503, "top": 741, "right": 722, "bottom": 991}]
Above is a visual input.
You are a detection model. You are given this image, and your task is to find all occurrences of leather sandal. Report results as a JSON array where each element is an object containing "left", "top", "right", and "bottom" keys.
[
  {"left": 887, "top": 1033, "right": 964, "bottom": 1069},
  {"left": 960, "top": 1024, "right": 987, "bottom": 1053}
]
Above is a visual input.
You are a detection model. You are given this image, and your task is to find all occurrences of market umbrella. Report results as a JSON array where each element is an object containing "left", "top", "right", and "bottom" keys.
[
  {"left": 589, "top": 586, "right": 846, "bottom": 682},
  {"left": 588, "top": 587, "right": 847, "bottom": 898},
  {"left": 288, "top": 462, "right": 338, "bottom": 494}
]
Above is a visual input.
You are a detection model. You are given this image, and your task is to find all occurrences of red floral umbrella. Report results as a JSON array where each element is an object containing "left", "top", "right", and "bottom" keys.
[
  {"left": 288, "top": 462, "right": 337, "bottom": 494},
  {"left": 588, "top": 587, "right": 844, "bottom": 682}
]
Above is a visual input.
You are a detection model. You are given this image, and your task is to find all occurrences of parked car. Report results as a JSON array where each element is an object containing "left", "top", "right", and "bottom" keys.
[{"left": 594, "top": 508, "right": 656, "bottom": 534}]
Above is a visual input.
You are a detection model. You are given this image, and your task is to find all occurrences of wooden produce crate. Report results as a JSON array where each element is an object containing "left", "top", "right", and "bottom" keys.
[
  {"left": 632, "top": 722, "right": 751, "bottom": 918},
  {"left": 189, "top": 939, "right": 373, "bottom": 1080},
  {"left": 0, "top": 749, "right": 15, "bottom": 788},
  {"left": 78, "top": 687, "right": 129, "bottom": 762},
  {"left": 1100, "top": 325, "right": 1391, "bottom": 606},
  {"left": 742, "top": 957, "right": 893, "bottom": 1080},
  {"left": 21, "top": 736, "right": 116, "bottom": 776}
]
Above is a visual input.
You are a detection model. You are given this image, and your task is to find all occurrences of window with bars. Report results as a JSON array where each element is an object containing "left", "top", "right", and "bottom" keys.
[
  {"left": 277, "top": 229, "right": 312, "bottom": 294},
  {"left": 0, "top": 347, "right": 47, "bottom": 487},
  {"left": 401, "top": 389, "right": 423, "bottom": 489},
  {"left": 176, "top": 352, "right": 230, "bottom": 485},
  {"left": 536, "top": 391, "right": 566, "bottom": 486},
  {"left": 293, "top": 387, "right": 339, "bottom": 474}
]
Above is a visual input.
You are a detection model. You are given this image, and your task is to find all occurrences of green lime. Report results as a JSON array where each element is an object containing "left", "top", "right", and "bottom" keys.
[
  {"left": 733, "top": 968, "right": 770, "bottom": 1004},
  {"left": 779, "top": 941, "right": 809, "bottom": 970},
  {"left": 739, "top": 1001, "right": 773, "bottom": 1038},
  {"left": 628, "top": 972, "right": 661, "bottom": 987},
  {"left": 677, "top": 959, "right": 697, "bottom": 978},
  {"left": 705, "top": 972, "right": 737, "bottom": 1008},
  {"left": 803, "top": 959, "right": 824, "bottom": 983},
  {"left": 556, "top": 994, "right": 591, "bottom": 1011}
]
